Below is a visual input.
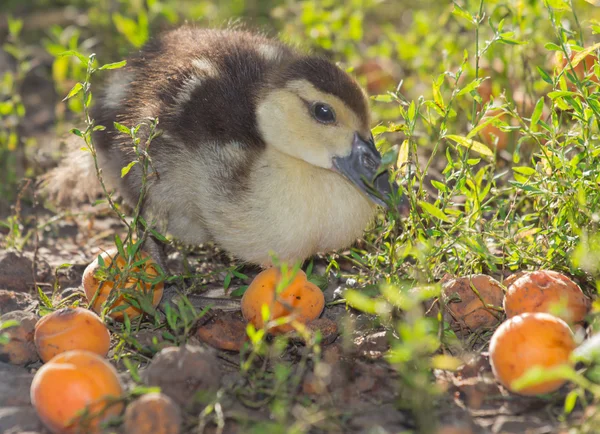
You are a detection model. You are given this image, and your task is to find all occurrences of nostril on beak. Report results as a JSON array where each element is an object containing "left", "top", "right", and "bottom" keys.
[{"left": 360, "top": 154, "right": 377, "bottom": 172}]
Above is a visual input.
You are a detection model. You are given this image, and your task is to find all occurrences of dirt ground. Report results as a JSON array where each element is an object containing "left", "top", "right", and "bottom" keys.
[{"left": 0, "top": 208, "right": 590, "bottom": 434}]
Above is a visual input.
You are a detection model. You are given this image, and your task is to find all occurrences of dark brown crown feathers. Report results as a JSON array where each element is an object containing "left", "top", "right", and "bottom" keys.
[{"left": 272, "top": 57, "right": 370, "bottom": 131}]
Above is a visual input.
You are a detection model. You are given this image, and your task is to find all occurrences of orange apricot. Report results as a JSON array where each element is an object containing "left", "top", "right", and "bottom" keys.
[
  {"left": 441, "top": 274, "right": 504, "bottom": 336},
  {"left": 34, "top": 307, "right": 111, "bottom": 363},
  {"left": 124, "top": 392, "right": 182, "bottom": 434},
  {"left": 30, "top": 350, "right": 124, "bottom": 433},
  {"left": 241, "top": 267, "right": 325, "bottom": 334},
  {"left": 504, "top": 270, "right": 590, "bottom": 324},
  {"left": 82, "top": 248, "right": 164, "bottom": 320},
  {"left": 355, "top": 58, "right": 399, "bottom": 94},
  {"left": 489, "top": 312, "right": 576, "bottom": 395},
  {"left": 477, "top": 78, "right": 493, "bottom": 104},
  {"left": 0, "top": 310, "right": 39, "bottom": 365},
  {"left": 477, "top": 108, "right": 511, "bottom": 150}
]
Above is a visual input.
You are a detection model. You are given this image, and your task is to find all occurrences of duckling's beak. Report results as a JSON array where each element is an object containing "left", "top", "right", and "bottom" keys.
[{"left": 332, "top": 132, "right": 398, "bottom": 209}]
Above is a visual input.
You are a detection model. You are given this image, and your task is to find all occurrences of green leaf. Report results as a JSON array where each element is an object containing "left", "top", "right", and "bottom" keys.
[
  {"left": 232, "top": 269, "right": 250, "bottom": 280},
  {"left": 537, "top": 67, "right": 553, "bottom": 84},
  {"left": 224, "top": 272, "right": 232, "bottom": 291},
  {"left": 7, "top": 16, "right": 23, "bottom": 38},
  {"left": 530, "top": 97, "right": 545, "bottom": 131},
  {"left": 114, "top": 234, "right": 126, "bottom": 260},
  {"left": 121, "top": 161, "right": 137, "bottom": 178},
  {"left": 431, "top": 354, "right": 463, "bottom": 371},
  {"left": 467, "top": 112, "right": 506, "bottom": 139},
  {"left": 246, "top": 323, "right": 265, "bottom": 344},
  {"left": 122, "top": 358, "right": 142, "bottom": 383},
  {"left": 510, "top": 364, "right": 575, "bottom": 393},
  {"left": 431, "top": 180, "right": 448, "bottom": 193},
  {"left": 432, "top": 74, "right": 445, "bottom": 111},
  {"left": 497, "top": 18, "right": 505, "bottom": 32},
  {"left": 498, "top": 32, "right": 526, "bottom": 45},
  {"left": 37, "top": 286, "right": 53, "bottom": 309},
  {"left": 0, "top": 319, "right": 19, "bottom": 330},
  {"left": 344, "top": 289, "right": 389, "bottom": 315},
  {"left": 123, "top": 308, "right": 131, "bottom": 331},
  {"left": 544, "top": 42, "right": 561, "bottom": 51},
  {"left": 114, "top": 122, "right": 132, "bottom": 136},
  {"left": 112, "top": 12, "right": 148, "bottom": 48},
  {"left": 570, "top": 43, "right": 600, "bottom": 69},
  {"left": 451, "top": 3, "right": 474, "bottom": 24},
  {"left": 149, "top": 229, "right": 168, "bottom": 244},
  {"left": 396, "top": 139, "right": 409, "bottom": 173},
  {"left": 407, "top": 100, "right": 416, "bottom": 122},
  {"left": 0, "top": 101, "right": 13, "bottom": 116},
  {"left": 547, "top": 90, "right": 578, "bottom": 99},
  {"left": 564, "top": 390, "right": 578, "bottom": 415},
  {"left": 99, "top": 60, "right": 127, "bottom": 70},
  {"left": 307, "top": 273, "right": 328, "bottom": 290},
  {"left": 372, "top": 94, "right": 394, "bottom": 102},
  {"left": 419, "top": 201, "right": 451, "bottom": 223},
  {"left": 45, "top": 43, "right": 68, "bottom": 57},
  {"left": 513, "top": 166, "right": 537, "bottom": 176},
  {"left": 445, "top": 134, "right": 493, "bottom": 157},
  {"left": 371, "top": 125, "right": 388, "bottom": 136},
  {"left": 544, "top": 0, "right": 571, "bottom": 10},
  {"left": 58, "top": 50, "right": 89, "bottom": 66},
  {"left": 63, "top": 82, "right": 83, "bottom": 101},
  {"left": 457, "top": 78, "right": 484, "bottom": 96},
  {"left": 230, "top": 285, "right": 248, "bottom": 297}
]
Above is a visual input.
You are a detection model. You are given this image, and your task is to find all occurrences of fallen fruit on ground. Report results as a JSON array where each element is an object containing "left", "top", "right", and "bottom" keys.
[
  {"left": 504, "top": 270, "right": 590, "bottom": 324},
  {"left": 0, "top": 310, "right": 39, "bottom": 365},
  {"left": 82, "top": 247, "right": 164, "bottom": 320},
  {"left": 304, "top": 317, "right": 339, "bottom": 345},
  {"left": 241, "top": 267, "right": 325, "bottom": 334},
  {"left": 124, "top": 392, "right": 181, "bottom": 434},
  {"left": 502, "top": 271, "right": 527, "bottom": 288},
  {"left": 34, "top": 307, "right": 111, "bottom": 363},
  {"left": 30, "top": 350, "right": 124, "bottom": 433},
  {"left": 142, "top": 345, "right": 222, "bottom": 411},
  {"left": 489, "top": 312, "right": 576, "bottom": 395},
  {"left": 440, "top": 274, "right": 504, "bottom": 336},
  {"left": 195, "top": 310, "right": 248, "bottom": 352}
]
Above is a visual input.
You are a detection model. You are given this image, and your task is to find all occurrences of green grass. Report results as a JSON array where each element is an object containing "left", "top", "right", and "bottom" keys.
[{"left": 3, "top": 0, "right": 600, "bottom": 432}]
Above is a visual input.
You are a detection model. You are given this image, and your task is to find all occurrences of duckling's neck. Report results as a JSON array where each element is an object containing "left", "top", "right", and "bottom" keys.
[{"left": 230, "top": 146, "right": 377, "bottom": 265}]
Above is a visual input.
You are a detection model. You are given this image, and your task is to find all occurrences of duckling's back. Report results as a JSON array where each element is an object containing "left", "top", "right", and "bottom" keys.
[
  {"left": 41, "top": 26, "right": 381, "bottom": 267},
  {"left": 87, "top": 27, "right": 294, "bottom": 205},
  {"left": 97, "top": 28, "right": 295, "bottom": 149}
]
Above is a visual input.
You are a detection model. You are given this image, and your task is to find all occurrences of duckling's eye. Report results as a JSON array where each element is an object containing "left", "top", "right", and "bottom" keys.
[{"left": 312, "top": 103, "right": 336, "bottom": 124}]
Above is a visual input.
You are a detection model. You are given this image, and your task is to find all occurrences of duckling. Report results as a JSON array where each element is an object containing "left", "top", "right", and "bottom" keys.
[{"left": 43, "top": 26, "right": 405, "bottom": 304}]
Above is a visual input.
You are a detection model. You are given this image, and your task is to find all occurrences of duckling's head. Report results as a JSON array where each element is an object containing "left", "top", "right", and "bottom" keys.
[{"left": 257, "top": 57, "right": 395, "bottom": 207}]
